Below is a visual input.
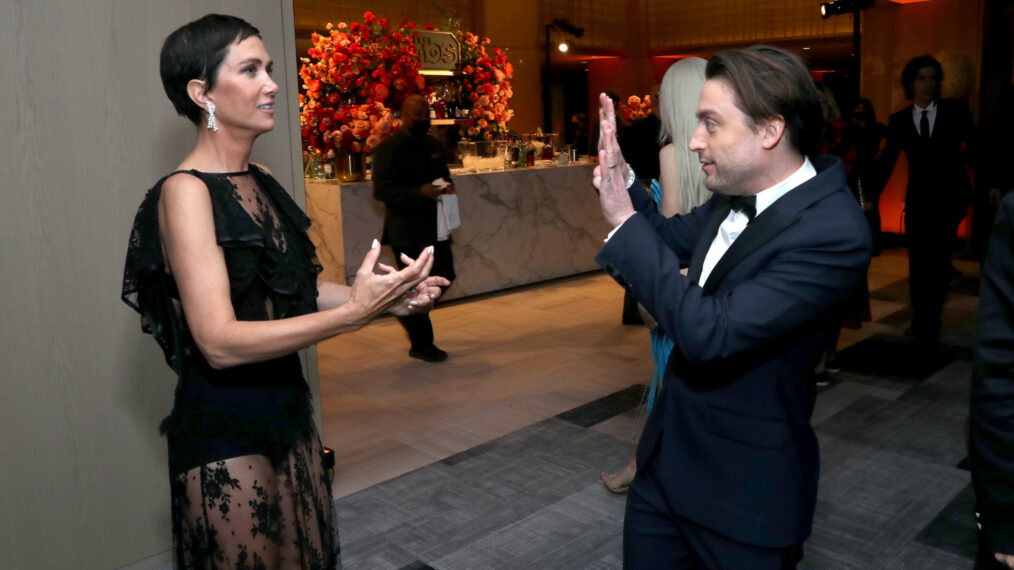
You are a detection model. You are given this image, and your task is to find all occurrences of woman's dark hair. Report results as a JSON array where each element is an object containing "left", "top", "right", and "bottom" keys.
[
  {"left": 705, "top": 45, "right": 823, "bottom": 159},
  {"left": 160, "top": 14, "right": 261, "bottom": 124},
  {"left": 901, "top": 55, "right": 942, "bottom": 100},
  {"left": 853, "top": 98, "right": 876, "bottom": 122}
]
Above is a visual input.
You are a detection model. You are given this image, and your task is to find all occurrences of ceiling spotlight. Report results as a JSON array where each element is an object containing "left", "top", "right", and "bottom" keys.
[
  {"left": 558, "top": 42, "right": 569, "bottom": 53},
  {"left": 820, "top": 0, "right": 874, "bottom": 18}
]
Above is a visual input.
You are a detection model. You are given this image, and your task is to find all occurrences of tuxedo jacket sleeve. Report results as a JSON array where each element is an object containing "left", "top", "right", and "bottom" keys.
[
  {"left": 599, "top": 162, "right": 870, "bottom": 366},
  {"left": 970, "top": 191, "right": 1014, "bottom": 555}
]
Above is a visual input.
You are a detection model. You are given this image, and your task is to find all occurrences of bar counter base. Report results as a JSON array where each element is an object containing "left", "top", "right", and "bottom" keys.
[{"left": 305, "top": 164, "right": 612, "bottom": 301}]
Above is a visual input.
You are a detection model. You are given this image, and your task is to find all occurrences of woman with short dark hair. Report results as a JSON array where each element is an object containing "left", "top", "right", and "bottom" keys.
[{"left": 122, "top": 14, "right": 447, "bottom": 568}]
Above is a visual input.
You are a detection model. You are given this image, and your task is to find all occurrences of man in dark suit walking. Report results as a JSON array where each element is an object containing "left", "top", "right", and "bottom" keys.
[
  {"left": 880, "top": 55, "right": 975, "bottom": 344},
  {"left": 593, "top": 46, "right": 871, "bottom": 568},
  {"left": 970, "top": 191, "right": 1014, "bottom": 570},
  {"left": 373, "top": 95, "right": 456, "bottom": 362}
]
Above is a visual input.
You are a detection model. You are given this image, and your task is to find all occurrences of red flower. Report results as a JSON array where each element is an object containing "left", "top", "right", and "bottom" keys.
[{"left": 363, "top": 11, "right": 376, "bottom": 25}]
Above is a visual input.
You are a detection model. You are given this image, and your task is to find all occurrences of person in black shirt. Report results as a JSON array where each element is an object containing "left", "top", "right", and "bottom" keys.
[{"left": 373, "top": 95, "right": 457, "bottom": 362}]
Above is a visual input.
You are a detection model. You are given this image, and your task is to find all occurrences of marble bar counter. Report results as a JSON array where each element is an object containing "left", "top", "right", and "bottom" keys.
[{"left": 305, "top": 162, "right": 611, "bottom": 301}]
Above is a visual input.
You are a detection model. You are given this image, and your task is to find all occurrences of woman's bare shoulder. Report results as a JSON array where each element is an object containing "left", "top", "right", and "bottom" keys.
[
  {"left": 161, "top": 170, "right": 208, "bottom": 199},
  {"left": 659, "top": 143, "right": 677, "bottom": 160}
]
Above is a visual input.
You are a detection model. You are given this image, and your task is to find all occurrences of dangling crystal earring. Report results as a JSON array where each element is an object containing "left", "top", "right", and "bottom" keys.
[{"left": 206, "top": 102, "right": 218, "bottom": 132}]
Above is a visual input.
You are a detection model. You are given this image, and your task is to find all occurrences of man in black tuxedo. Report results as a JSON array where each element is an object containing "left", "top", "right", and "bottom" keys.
[
  {"left": 880, "top": 55, "right": 975, "bottom": 343},
  {"left": 373, "top": 95, "right": 456, "bottom": 362},
  {"left": 970, "top": 192, "right": 1014, "bottom": 570},
  {"left": 593, "top": 46, "right": 871, "bottom": 568}
]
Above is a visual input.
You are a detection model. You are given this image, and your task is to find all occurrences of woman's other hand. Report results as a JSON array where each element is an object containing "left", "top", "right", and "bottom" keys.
[
  {"left": 386, "top": 274, "right": 450, "bottom": 316},
  {"left": 345, "top": 241, "right": 439, "bottom": 324}
]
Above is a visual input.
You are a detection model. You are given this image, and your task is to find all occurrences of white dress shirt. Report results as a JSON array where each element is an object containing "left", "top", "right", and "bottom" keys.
[
  {"left": 698, "top": 157, "right": 817, "bottom": 286},
  {"left": 912, "top": 100, "right": 938, "bottom": 138}
]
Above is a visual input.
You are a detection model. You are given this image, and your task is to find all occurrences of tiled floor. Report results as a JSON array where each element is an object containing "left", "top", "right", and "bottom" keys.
[
  {"left": 318, "top": 249, "right": 984, "bottom": 569},
  {"left": 317, "top": 271, "right": 654, "bottom": 499}
]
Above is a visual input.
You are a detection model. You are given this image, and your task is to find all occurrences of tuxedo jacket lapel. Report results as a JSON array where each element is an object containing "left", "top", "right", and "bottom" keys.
[
  {"left": 687, "top": 202, "right": 731, "bottom": 284},
  {"left": 690, "top": 158, "right": 845, "bottom": 293},
  {"left": 702, "top": 210, "right": 799, "bottom": 294}
]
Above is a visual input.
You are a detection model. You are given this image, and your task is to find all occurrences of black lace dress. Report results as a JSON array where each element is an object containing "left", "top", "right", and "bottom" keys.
[{"left": 122, "top": 165, "right": 340, "bottom": 569}]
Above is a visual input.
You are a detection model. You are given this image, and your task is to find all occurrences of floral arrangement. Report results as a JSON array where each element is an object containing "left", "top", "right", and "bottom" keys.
[
  {"left": 298, "top": 12, "right": 428, "bottom": 156},
  {"left": 456, "top": 31, "right": 514, "bottom": 140},
  {"left": 620, "top": 94, "right": 653, "bottom": 122}
]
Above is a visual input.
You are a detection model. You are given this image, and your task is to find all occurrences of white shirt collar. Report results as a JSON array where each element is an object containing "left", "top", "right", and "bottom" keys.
[
  {"left": 753, "top": 156, "right": 816, "bottom": 216},
  {"left": 913, "top": 99, "right": 937, "bottom": 113}
]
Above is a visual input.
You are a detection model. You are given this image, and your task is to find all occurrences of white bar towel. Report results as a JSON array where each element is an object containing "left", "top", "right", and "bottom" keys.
[{"left": 437, "top": 194, "right": 460, "bottom": 241}]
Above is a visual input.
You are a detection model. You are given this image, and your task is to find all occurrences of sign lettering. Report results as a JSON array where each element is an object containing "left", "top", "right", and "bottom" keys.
[{"left": 414, "top": 31, "right": 460, "bottom": 70}]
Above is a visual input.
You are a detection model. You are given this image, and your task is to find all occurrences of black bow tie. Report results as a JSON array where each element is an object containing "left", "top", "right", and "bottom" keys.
[{"left": 728, "top": 195, "right": 757, "bottom": 221}]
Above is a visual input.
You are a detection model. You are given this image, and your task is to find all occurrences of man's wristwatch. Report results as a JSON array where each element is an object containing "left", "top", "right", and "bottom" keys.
[{"left": 626, "top": 165, "right": 636, "bottom": 189}]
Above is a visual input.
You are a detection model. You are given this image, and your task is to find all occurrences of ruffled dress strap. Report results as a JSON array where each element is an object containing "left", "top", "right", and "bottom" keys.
[{"left": 121, "top": 170, "right": 197, "bottom": 371}]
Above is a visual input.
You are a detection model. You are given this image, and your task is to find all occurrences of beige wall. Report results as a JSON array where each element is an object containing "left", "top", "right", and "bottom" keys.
[
  {"left": 478, "top": 0, "right": 542, "bottom": 135},
  {"left": 0, "top": 1, "right": 313, "bottom": 567}
]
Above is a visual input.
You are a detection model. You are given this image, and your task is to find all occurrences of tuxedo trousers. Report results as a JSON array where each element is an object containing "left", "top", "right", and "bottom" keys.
[
  {"left": 905, "top": 208, "right": 957, "bottom": 338},
  {"left": 623, "top": 441, "right": 802, "bottom": 569}
]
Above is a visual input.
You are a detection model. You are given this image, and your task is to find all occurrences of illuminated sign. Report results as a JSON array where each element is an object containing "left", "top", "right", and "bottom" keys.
[{"left": 414, "top": 31, "right": 460, "bottom": 70}]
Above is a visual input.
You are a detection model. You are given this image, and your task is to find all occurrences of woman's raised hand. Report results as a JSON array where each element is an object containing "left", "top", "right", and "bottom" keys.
[{"left": 344, "top": 240, "right": 448, "bottom": 325}]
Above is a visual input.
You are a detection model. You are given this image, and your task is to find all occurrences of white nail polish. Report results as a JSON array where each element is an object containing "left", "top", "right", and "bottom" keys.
[{"left": 371, "top": 238, "right": 380, "bottom": 249}]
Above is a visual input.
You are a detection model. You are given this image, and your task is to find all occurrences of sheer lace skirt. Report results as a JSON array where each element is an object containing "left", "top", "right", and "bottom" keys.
[{"left": 169, "top": 436, "right": 340, "bottom": 569}]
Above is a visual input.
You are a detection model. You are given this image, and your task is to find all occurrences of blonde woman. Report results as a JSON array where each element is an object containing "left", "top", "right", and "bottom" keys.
[{"left": 602, "top": 57, "right": 710, "bottom": 493}]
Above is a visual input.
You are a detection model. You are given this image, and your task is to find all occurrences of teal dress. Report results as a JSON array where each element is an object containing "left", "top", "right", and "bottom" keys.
[{"left": 647, "top": 179, "right": 675, "bottom": 415}]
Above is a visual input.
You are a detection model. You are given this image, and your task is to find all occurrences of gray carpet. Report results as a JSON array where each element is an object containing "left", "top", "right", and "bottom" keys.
[{"left": 335, "top": 274, "right": 981, "bottom": 569}]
